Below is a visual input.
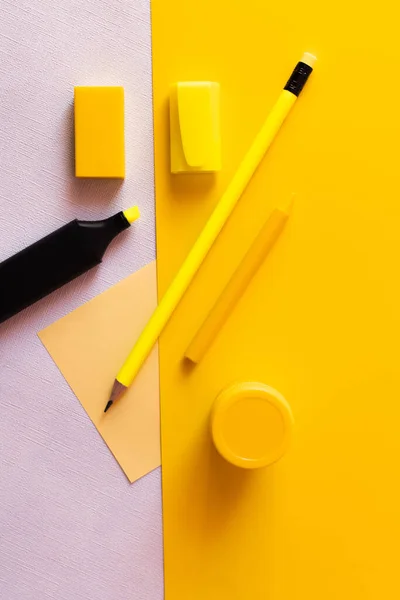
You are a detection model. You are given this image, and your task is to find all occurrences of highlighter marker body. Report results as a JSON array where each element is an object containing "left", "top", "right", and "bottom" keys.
[{"left": 0, "top": 207, "right": 139, "bottom": 324}]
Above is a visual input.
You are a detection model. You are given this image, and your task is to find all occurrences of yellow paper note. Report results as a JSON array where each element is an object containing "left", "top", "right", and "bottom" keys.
[{"left": 39, "top": 261, "right": 160, "bottom": 483}]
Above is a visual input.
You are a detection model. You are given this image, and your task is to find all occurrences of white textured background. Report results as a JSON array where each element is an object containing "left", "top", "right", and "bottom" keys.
[{"left": 0, "top": 1, "right": 163, "bottom": 598}]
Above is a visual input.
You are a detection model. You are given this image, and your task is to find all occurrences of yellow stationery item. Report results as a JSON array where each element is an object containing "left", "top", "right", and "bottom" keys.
[
  {"left": 170, "top": 82, "right": 221, "bottom": 173},
  {"left": 123, "top": 206, "right": 141, "bottom": 224},
  {"left": 185, "top": 199, "right": 292, "bottom": 363},
  {"left": 152, "top": 0, "right": 400, "bottom": 598},
  {"left": 105, "top": 54, "right": 314, "bottom": 411},
  {"left": 39, "top": 262, "right": 160, "bottom": 483},
  {"left": 211, "top": 382, "right": 294, "bottom": 469},
  {"left": 74, "top": 86, "right": 125, "bottom": 178}
]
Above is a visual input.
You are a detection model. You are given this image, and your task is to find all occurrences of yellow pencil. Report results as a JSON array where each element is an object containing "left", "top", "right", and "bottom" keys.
[
  {"left": 185, "top": 198, "right": 292, "bottom": 363},
  {"left": 104, "top": 52, "right": 316, "bottom": 411}
]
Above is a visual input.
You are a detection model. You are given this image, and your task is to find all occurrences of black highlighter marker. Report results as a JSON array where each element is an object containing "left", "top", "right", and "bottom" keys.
[{"left": 0, "top": 206, "right": 140, "bottom": 324}]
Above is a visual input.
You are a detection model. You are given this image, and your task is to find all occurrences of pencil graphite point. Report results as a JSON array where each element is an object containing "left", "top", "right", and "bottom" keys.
[{"left": 104, "top": 379, "right": 127, "bottom": 412}]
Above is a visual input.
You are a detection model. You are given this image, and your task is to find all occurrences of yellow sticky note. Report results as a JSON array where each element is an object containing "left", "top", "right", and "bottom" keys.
[
  {"left": 74, "top": 86, "right": 125, "bottom": 178},
  {"left": 39, "top": 262, "right": 160, "bottom": 483}
]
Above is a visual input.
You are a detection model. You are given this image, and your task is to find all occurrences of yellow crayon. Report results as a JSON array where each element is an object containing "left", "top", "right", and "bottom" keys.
[
  {"left": 185, "top": 199, "right": 292, "bottom": 363},
  {"left": 105, "top": 52, "right": 316, "bottom": 411}
]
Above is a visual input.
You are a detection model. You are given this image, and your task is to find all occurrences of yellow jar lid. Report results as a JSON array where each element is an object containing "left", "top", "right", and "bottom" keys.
[{"left": 211, "top": 382, "right": 294, "bottom": 469}]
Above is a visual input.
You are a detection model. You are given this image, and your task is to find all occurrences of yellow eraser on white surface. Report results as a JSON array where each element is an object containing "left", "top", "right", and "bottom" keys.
[
  {"left": 74, "top": 86, "right": 125, "bottom": 178},
  {"left": 170, "top": 82, "right": 221, "bottom": 174}
]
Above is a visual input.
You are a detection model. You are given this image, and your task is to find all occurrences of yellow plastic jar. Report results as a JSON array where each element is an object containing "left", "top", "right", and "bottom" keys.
[{"left": 211, "top": 382, "right": 294, "bottom": 469}]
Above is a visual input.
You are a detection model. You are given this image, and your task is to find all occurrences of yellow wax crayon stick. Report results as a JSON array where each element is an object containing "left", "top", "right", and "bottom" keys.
[
  {"left": 185, "top": 198, "right": 292, "bottom": 363},
  {"left": 104, "top": 53, "right": 316, "bottom": 412}
]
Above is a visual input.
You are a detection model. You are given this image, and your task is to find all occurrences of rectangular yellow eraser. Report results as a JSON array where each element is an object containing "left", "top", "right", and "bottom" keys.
[
  {"left": 170, "top": 82, "right": 221, "bottom": 174},
  {"left": 74, "top": 86, "right": 125, "bottom": 178}
]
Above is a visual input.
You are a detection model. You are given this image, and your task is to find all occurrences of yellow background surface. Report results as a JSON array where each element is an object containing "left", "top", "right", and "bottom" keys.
[{"left": 152, "top": 1, "right": 400, "bottom": 597}]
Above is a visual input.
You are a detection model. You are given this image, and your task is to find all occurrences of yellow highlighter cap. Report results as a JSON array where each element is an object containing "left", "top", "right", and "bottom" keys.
[
  {"left": 123, "top": 206, "right": 140, "bottom": 224},
  {"left": 211, "top": 382, "right": 294, "bottom": 469}
]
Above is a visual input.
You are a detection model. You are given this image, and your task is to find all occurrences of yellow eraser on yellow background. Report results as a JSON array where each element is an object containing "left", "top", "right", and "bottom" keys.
[
  {"left": 74, "top": 86, "right": 125, "bottom": 178},
  {"left": 170, "top": 82, "right": 221, "bottom": 174}
]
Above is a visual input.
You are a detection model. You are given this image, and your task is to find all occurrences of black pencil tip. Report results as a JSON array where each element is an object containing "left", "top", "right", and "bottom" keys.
[
  {"left": 104, "top": 380, "right": 127, "bottom": 414},
  {"left": 104, "top": 400, "right": 113, "bottom": 413}
]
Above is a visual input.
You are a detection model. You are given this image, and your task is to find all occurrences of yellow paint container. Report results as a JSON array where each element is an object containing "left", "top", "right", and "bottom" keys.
[{"left": 211, "top": 382, "right": 294, "bottom": 469}]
